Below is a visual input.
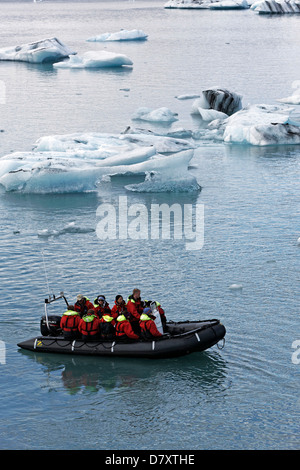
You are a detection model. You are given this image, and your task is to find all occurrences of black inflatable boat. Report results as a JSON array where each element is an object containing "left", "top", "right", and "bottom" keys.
[{"left": 17, "top": 293, "right": 226, "bottom": 359}]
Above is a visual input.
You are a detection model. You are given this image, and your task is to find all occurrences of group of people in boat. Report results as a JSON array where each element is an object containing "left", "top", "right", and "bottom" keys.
[{"left": 60, "top": 288, "right": 167, "bottom": 342}]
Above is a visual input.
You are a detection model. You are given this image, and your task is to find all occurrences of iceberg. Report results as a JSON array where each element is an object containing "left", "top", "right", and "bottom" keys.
[
  {"left": 53, "top": 51, "right": 133, "bottom": 69},
  {"left": 132, "top": 107, "right": 178, "bottom": 123},
  {"left": 218, "top": 104, "right": 300, "bottom": 145},
  {"left": 0, "top": 37, "right": 75, "bottom": 64},
  {"left": 251, "top": 0, "right": 300, "bottom": 12},
  {"left": 191, "top": 87, "right": 243, "bottom": 121},
  {"left": 87, "top": 29, "right": 148, "bottom": 42},
  {"left": 0, "top": 132, "right": 197, "bottom": 193},
  {"left": 164, "top": 0, "right": 248, "bottom": 8},
  {"left": 277, "top": 81, "right": 300, "bottom": 105}
]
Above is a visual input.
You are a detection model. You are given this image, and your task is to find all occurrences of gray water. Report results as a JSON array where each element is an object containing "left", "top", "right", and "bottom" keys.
[{"left": 0, "top": 0, "right": 299, "bottom": 450}]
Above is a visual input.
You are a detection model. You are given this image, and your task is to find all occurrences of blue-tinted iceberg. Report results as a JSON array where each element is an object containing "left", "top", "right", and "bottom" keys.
[
  {"left": 0, "top": 132, "right": 197, "bottom": 193},
  {"left": 251, "top": 0, "right": 300, "bottom": 12},
  {"left": 207, "top": 104, "right": 300, "bottom": 145},
  {"left": 132, "top": 107, "right": 178, "bottom": 123},
  {"left": 87, "top": 29, "right": 148, "bottom": 42},
  {"left": 191, "top": 87, "right": 243, "bottom": 121},
  {"left": 53, "top": 51, "right": 133, "bottom": 69},
  {"left": 0, "top": 37, "right": 75, "bottom": 64}
]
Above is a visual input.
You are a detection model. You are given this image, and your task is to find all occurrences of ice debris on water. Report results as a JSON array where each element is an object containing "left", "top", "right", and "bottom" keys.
[
  {"left": 164, "top": 0, "right": 249, "bottom": 9},
  {"left": 132, "top": 107, "right": 179, "bottom": 123},
  {"left": 0, "top": 37, "right": 75, "bottom": 64},
  {"left": 38, "top": 222, "right": 95, "bottom": 238},
  {"left": 277, "top": 81, "right": 300, "bottom": 105},
  {"left": 229, "top": 284, "right": 243, "bottom": 290},
  {"left": 86, "top": 29, "right": 148, "bottom": 42},
  {"left": 53, "top": 51, "right": 133, "bottom": 69}
]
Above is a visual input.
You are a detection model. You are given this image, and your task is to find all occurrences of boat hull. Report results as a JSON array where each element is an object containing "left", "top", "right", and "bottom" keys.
[{"left": 18, "top": 320, "right": 226, "bottom": 359}]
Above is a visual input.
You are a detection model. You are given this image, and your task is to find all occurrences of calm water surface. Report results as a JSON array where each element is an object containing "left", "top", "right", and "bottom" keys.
[{"left": 0, "top": 0, "right": 299, "bottom": 450}]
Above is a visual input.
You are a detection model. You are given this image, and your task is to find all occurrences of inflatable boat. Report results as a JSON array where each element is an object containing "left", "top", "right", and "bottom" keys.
[{"left": 17, "top": 293, "right": 226, "bottom": 359}]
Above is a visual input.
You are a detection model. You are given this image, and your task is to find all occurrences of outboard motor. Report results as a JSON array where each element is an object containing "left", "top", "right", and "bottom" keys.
[{"left": 40, "top": 315, "right": 62, "bottom": 337}]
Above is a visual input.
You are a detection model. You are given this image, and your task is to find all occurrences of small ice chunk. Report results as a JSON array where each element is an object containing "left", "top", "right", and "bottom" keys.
[
  {"left": 53, "top": 51, "right": 133, "bottom": 69},
  {"left": 277, "top": 81, "right": 300, "bottom": 105},
  {"left": 229, "top": 284, "right": 243, "bottom": 290},
  {"left": 132, "top": 107, "right": 178, "bottom": 123},
  {"left": 175, "top": 94, "right": 201, "bottom": 100},
  {"left": 38, "top": 222, "right": 94, "bottom": 238},
  {"left": 87, "top": 29, "right": 148, "bottom": 42}
]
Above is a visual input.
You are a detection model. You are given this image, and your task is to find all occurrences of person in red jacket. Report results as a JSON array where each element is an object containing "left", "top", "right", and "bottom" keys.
[
  {"left": 74, "top": 294, "right": 94, "bottom": 317},
  {"left": 115, "top": 314, "right": 139, "bottom": 340},
  {"left": 78, "top": 310, "right": 101, "bottom": 341},
  {"left": 111, "top": 295, "right": 127, "bottom": 320},
  {"left": 139, "top": 308, "right": 163, "bottom": 340},
  {"left": 93, "top": 295, "right": 111, "bottom": 318},
  {"left": 99, "top": 314, "right": 115, "bottom": 340},
  {"left": 60, "top": 305, "right": 81, "bottom": 340},
  {"left": 126, "top": 288, "right": 145, "bottom": 335}
]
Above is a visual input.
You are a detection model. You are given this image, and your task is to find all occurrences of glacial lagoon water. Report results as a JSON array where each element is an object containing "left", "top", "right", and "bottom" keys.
[{"left": 0, "top": 0, "right": 299, "bottom": 450}]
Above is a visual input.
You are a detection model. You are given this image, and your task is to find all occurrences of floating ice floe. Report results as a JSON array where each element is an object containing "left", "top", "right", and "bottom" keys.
[
  {"left": 164, "top": 0, "right": 249, "bottom": 8},
  {"left": 38, "top": 222, "right": 95, "bottom": 238},
  {"left": 251, "top": 0, "right": 300, "bottom": 13},
  {"left": 87, "top": 29, "right": 148, "bottom": 42},
  {"left": 132, "top": 107, "right": 179, "bottom": 123},
  {"left": 175, "top": 94, "right": 201, "bottom": 100},
  {"left": 229, "top": 284, "right": 243, "bottom": 290},
  {"left": 191, "top": 87, "right": 243, "bottom": 122},
  {"left": 277, "top": 81, "right": 300, "bottom": 105},
  {"left": 0, "top": 132, "right": 198, "bottom": 193},
  {"left": 123, "top": 126, "right": 195, "bottom": 141},
  {"left": 0, "top": 37, "right": 75, "bottom": 64},
  {"left": 53, "top": 51, "right": 133, "bottom": 69},
  {"left": 208, "top": 104, "right": 300, "bottom": 145}
]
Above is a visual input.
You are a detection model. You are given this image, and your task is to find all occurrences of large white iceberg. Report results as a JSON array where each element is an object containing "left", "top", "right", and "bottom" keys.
[
  {"left": 0, "top": 132, "right": 198, "bottom": 193},
  {"left": 164, "top": 0, "right": 248, "bottom": 8},
  {"left": 251, "top": 0, "right": 300, "bottom": 12},
  {"left": 87, "top": 29, "right": 148, "bottom": 42},
  {"left": 277, "top": 81, "right": 300, "bottom": 105},
  {"left": 0, "top": 37, "right": 75, "bottom": 64},
  {"left": 207, "top": 104, "right": 300, "bottom": 145},
  {"left": 191, "top": 87, "right": 243, "bottom": 121},
  {"left": 132, "top": 107, "right": 179, "bottom": 123},
  {"left": 53, "top": 51, "right": 133, "bottom": 69}
]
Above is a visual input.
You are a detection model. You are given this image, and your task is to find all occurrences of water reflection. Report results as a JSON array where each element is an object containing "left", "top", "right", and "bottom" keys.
[{"left": 19, "top": 348, "right": 228, "bottom": 396}]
